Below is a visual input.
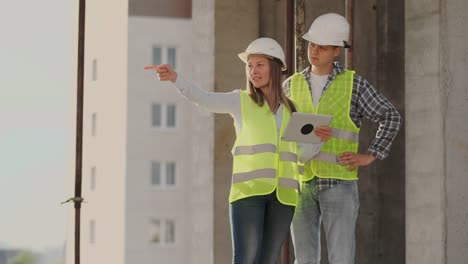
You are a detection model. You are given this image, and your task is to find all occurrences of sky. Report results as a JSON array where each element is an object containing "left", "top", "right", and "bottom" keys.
[{"left": 0, "top": 0, "right": 73, "bottom": 252}]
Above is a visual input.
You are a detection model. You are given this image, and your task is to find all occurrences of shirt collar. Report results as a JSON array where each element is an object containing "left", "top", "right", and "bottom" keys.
[{"left": 301, "top": 61, "right": 345, "bottom": 78}]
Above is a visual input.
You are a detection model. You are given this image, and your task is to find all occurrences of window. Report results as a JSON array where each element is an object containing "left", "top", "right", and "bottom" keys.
[
  {"left": 90, "top": 166, "right": 96, "bottom": 190},
  {"left": 92, "top": 59, "right": 98, "bottom": 81},
  {"left": 152, "top": 104, "right": 162, "bottom": 127},
  {"left": 152, "top": 47, "right": 162, "bottom": 65},
  {"left": 91, "top": 113, "right": 97, "bottom": 136},
  {"left": 89, "top": 220, "right": 95, "bottom": 244},
  {"left": 151, "top": 103, "right": 177, "bottom": 128},
  {"left": 166, "top": 162, "right": 176, "bottom": 186},
  {"left": 151, "top": 161, "right": 161, "bottom": 186},
  {"left": 167, "top": 47, "right": 176, "bottom": 69},
  {"left": 151, "top": 161, "right": 176, "bottom": 187},
  {"left": 165, "top": 220, "right": 175, "bottom": 244},
  {"left": 151, "top": 46, "right": 176, "bottom": 68},
  {"left": 150, "top": 219, "right": 175, "bottom": 244},
  {"left": 150, "top": 219, "right": 161, "bottom": 243},
  {"left": 166, "top": 104, "right": 176, "bottom": 127}
]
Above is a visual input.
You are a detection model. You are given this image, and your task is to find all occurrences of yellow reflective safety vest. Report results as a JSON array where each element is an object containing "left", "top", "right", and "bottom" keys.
[
  {"left": 229, "top": 90, "right": 299, "bottom": 206},
  {"left": 290, "top": 70, "right": 360, "bottom": 181}
]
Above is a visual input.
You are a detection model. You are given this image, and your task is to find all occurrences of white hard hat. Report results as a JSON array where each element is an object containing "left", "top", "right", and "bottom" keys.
[
  {"left": 238, "top": 37, "right": 287, "bottom": 71},
  {"left": 302, "top": 13, "right": 350, "bottom": 47}
]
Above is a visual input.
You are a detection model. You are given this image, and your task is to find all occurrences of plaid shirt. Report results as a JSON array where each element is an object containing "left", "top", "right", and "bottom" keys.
[{"left": 283, "top": 62, "right": 401, "bottom": 190}]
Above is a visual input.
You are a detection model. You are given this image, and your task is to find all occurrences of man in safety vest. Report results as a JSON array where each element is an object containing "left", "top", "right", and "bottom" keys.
[{"left": 283, "top": 13, "right": 401, "bottom": 264}]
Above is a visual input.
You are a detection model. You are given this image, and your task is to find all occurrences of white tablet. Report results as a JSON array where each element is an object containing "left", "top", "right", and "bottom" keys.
[{"left": 281, "top": 112, "right": 333, "bottom": 143}]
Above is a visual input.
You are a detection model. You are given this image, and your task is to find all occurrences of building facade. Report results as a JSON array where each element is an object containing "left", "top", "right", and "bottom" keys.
[{"left": 66, "top": 0, "right": 195, "bottom": 263}]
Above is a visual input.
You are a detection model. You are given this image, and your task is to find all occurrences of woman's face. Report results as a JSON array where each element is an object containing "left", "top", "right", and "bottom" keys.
[{"left": 247, "top": 55, "right": 271, "bottom": 89}]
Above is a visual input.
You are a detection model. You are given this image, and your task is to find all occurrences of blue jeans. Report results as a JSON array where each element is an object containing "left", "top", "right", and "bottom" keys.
[
  {"left": 230, "top": 192, "right": 295, "bottom": 264},
  {"left": 291, "top": 179, "right": 359, "bottom": 264}
]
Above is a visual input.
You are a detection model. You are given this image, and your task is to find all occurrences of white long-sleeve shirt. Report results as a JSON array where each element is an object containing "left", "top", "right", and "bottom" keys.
[{"left": 172, "top": 77, "right": 321, "bottom": 162}]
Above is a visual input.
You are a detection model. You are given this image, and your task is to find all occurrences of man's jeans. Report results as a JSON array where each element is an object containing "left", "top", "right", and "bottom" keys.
[
  {"left": 230, "top": 192, "right": 295, "bottom": 264},
  {"left": 291, "top": 179, "right": 359, "bottom": 264}
]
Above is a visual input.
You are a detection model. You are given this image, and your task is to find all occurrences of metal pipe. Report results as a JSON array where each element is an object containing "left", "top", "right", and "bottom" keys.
[
  {"left": 74, "top": 0, "right": 86, "bottom": 263},
  {"left": 345, "top": 0, "right": 354, "bottom": 69}
]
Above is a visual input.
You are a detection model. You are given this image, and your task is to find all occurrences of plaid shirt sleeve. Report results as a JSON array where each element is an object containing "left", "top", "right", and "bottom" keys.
[{"left": 352, "top": 75, "right": 401, "bottom": 160}]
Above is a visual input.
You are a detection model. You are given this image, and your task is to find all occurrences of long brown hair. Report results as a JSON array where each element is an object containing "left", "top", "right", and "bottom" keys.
[{"left": 246, "top": 57, "right": 296, "bottom": 113}]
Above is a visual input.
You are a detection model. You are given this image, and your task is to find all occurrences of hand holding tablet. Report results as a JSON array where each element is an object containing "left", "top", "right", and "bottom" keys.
[{"left": 282, "top": 112, "right": 333, "bottom": 143}]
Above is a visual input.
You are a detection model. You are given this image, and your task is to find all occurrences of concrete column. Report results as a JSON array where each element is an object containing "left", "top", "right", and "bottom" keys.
[
  {"left": 190, "top": 0, "right": 215, "bottom": 263},
  {"left": 351, "top": 1, "right": 406, "bottom": 263},
  {"left": 406, "top": 0, "right": 468, "bottom": 263},
  {"left": 353, "top": 2, "right": 380, "bottom": 264},
  {"left": 259, "top": 0, "right": 287, "bottom": 48},
  {"left": 213, "top": 1, "right": 259, "bottom": 263},
  {"left": 443, "top": 0, "right": 468, "bottom": 262},
  {"left": 374, "top": 1, "right": 406, "bottom": 263}
]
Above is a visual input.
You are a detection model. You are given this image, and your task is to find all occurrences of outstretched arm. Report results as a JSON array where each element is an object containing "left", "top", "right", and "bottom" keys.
[{"left": 144, "top": 64, "right": 240, "bottom": 115}]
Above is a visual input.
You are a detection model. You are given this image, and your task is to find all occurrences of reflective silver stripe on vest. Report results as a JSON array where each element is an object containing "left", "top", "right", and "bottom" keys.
[
  {"left": 332, "top": 128, "right": 359, "bottom": 142},
  {"left": 234, "top": 144, "right": 277, "bottom": 155},
  {"left": 298, "top": 165, "right": 304, "bottom": 175},
  {"left": 311, "top": 152, "right": 339, "bottom": 164},
  {"left": 278, "top": 178, "right": 300, "bottom": 191},
  {"left": 280, "top": 152, "right": 298, "bottom": 162},
  {"left": 232, "top": 168, "right": 276, "bottom": 183}
]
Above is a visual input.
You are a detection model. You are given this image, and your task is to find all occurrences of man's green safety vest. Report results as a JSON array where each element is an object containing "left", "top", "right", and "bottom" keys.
[
  {"left": 229, "top": 90, "right": 299, "bottom": 206},
  {"left": 290, "top": 70, "right": 360, "bottom": 181}
]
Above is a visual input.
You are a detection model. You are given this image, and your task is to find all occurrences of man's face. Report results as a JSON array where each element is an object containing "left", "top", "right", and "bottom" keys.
[{"left": 307, "top": 42, "right": 341, "bottom": 68}]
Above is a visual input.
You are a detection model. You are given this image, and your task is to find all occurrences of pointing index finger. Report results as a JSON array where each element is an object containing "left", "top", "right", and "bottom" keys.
[{"left": 144, "top": 65, "right": 160, "bottom": 70}]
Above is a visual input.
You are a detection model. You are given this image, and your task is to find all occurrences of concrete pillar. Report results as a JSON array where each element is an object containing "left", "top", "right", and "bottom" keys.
[
  {"left": 259, "top": 0, "right": 287, "bottom": 49},
  {"left": 190, "top": 0, "right": 215, "bottom": 263},
  {"left": 374, "top": 1, "right": 406, "bottom": 263},
  {"left": 443, "top": 1, "right": 468, "bottom": 262},
  {"left": 406, "top": 0, "right": 468, "bottom": 263},
  {"left": 213, "top": 1, "right": 259, "bottom": 263},
  {"left": 353, "top": 2, "right": 380, "bottom": 264}
]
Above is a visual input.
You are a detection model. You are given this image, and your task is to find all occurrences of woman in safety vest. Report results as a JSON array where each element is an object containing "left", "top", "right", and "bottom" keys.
[{"left": 145, "top": 38, "right": 331, "bottom": 264}]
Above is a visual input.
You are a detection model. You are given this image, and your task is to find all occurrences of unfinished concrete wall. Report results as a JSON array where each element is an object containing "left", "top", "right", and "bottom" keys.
[
  {"left": 406, "top": 0, "right": 468, "bottom": 263},
  {"left": 352, "top": 1, "right": 380, "bottom": 262},
  {"left": 443, "top": 0, "right": 468, "bottom": 262},
  {"left": 259, "top": 0, "right": 287, "bottom": 50},
  {"left": 374, "top": 1, "right": 406, "bottom": 263},
  {"left": 406, "top": 1, "right": 446, "bottom": 263},
  {"left": 213, "top": 1, "right": 259, "bottom": 263}
]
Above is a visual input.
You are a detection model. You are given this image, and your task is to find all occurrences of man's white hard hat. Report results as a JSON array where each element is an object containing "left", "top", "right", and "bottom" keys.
[
  {"left": 302, "top": 13, "right": 350, "bottom": 47},
  {"left": 238, "top": 37, "right": 287, "bottom": 71}
]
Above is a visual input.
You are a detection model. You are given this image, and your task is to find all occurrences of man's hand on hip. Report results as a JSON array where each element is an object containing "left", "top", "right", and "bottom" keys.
[{"left": 338, "top": 152, "right": 376, "bottom": 171}]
